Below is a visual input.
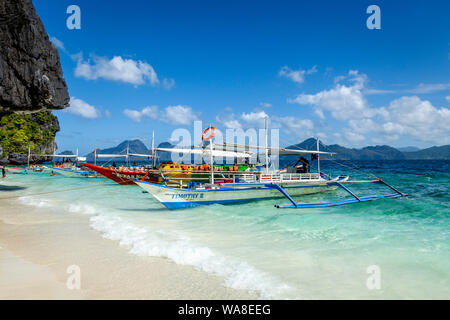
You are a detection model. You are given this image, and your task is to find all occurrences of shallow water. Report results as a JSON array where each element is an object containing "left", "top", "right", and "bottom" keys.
[{"left": 1, "top": 160, "right": 449, "bottom": 299}]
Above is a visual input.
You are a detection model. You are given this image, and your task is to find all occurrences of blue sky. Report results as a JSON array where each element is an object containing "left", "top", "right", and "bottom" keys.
[{"left": 34, "top": 0, "right": 449, "bottom": 154}]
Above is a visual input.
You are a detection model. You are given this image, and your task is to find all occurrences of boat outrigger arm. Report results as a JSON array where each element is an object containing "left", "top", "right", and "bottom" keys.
[{"left": 265, "top": 179, "right": 408, "bottom": 209}]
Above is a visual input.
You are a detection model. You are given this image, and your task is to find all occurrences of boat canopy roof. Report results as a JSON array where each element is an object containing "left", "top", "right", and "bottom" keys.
[
  {"left": 95, "top": 152, "right": 154, "bottom": 158},
  {"left": 96, "top": 154, "right": 128, "bottom": 158},
  {"left": 49, "top": 154, "right": 78, "bottom": 158},
  {"left": 263, "top": 148, "right": 335, "bottom": 156},
  {"left": 215, "top": 143, "right": 335, "bottom": 156}
]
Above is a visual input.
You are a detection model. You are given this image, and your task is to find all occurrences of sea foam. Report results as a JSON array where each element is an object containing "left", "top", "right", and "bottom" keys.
[
  {"left": 18, "top": 196, "right": 51, "bottom": 208},
  {"left": 67, "top": 203, "right": 98, "bottom": 215},
  {"left": 90, "top": 213, "right": 291, "bottom": 299}
]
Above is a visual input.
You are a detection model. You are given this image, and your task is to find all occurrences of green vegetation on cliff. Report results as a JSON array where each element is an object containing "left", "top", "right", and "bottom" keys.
[{"left": 0, "top": 111, "right": 58, "bottom": 158}]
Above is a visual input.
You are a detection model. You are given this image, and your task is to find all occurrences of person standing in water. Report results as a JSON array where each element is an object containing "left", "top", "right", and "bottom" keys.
[{"left": 2, "top": 166, "right": 6, "bottom": 178}]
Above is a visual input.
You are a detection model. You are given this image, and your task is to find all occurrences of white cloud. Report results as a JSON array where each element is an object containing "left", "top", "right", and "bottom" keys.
[
  {"left": 279, "top": 65, "right": 317, "bottom": 84},
  {"left": 348, "top": 118, "right": 379, "bottom": 134},
  {"left": 271, "top": 116, "right": 315, "bottom": 140},
  {"left": 50, "top": 37, "right": 66, "bottom": 53},
  {"left": 289, "top": 70, "right": 386, "bottom": 120},
  {"left": 272, "top": 116, "right": 314, "bottom": 131},
  {"left": 364, "top": 88, "right": 396, "bottom": 95},
  {"left": 66, "top": 97, "right": 100, "bottom": 119},
  {"left": 314, "top": 109, "right": 325, "bottom": 120},
  {"left": 408, "top": 83, "right": 450, "bottom": 94},
  {"left": 260, "top": 102, "right": 272, "bottom": 108},
  {"left": 446, "top": 95, "right": 450, "bottom": 104},
  {"left": 343, "top": 129, "right": 365, "bottom": 144},
  {"left": 216, "top": 111, "right": 243, "bottom": 129},
  {"left": 75, "top": 55, "right": 159, "bottom": 86},
  {"left": 162, "top": 78, "right": 175, "bottom": 90},
  {"left": 123, "top": 106, "right": 158, "bottom": 122},
  {"left": 219, "top": 110, "right": 316, "bottom": 140},
  {"left": 104, "top": 110, "right": 112, "bottom": 119},
  {"left": 381, "top": 96, "right": 450, "bottom": 144},
  {"left": 161, "top": 105, "right": 199, "bottom": 125},
  {"left": 344, "top": 96, "right": 450, "bottom": 145},
  {"left": 222, "top": 119, "right": 243, "bottom": 129},
  {"left": 241, "top": 110, "right": 269, "bottom": 127}
]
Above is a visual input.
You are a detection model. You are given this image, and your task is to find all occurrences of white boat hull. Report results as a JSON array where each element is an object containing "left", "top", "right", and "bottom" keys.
[
  {"left": 135, "top": 180, "right": 337, "bottom": 209},
  {"left": 47, "top": 166, "right": 93, "bottom": 178}
]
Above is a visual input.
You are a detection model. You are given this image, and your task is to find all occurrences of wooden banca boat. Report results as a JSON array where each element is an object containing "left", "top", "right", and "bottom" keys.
[
  {"left": 5, "top": 165, "right": 49, "bottom": 174},
  {"left": 80, "top": 161, "right": 256, "bottom": 185},
  {"left": 47, "top": 162, "right": 94, "bottom": 178},
  {"left": 134, "top": 126, "right": 408, "bottom": 210}
]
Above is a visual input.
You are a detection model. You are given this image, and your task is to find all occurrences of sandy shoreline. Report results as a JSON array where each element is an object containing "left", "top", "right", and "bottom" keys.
[{"left": 0, "top": 185, "right": 256, "bottom": 299}]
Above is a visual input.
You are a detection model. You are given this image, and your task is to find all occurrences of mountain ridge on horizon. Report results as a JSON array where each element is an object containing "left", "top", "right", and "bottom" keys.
[{"left": 84, "top": 138, "right": 450, "bottom": 161}]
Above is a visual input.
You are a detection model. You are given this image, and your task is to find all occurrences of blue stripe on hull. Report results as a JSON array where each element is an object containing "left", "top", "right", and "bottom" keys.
[{"left": 161, "top": 197, "right": 263, "bottom": 209}]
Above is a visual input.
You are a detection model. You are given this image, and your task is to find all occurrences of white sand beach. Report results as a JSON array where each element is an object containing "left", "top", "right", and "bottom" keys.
[{"left": 0, "top": 185, "right": 255, "bottom": 300}]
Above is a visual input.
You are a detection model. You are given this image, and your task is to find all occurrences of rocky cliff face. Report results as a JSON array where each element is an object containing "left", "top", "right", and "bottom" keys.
[
  {"left": 0, "top": 0, "right": 69, "bottom": 112},
  {"left": 0, "top": 0, "right": 69, "bottom": 164}
]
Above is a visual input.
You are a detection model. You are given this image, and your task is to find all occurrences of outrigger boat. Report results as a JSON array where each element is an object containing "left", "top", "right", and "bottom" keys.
[
  {"left": 78, "top": 144, "right": 157, "bottom": 184},
  {"left": 79, "top": 137, "right": 259, "bottom": 185},
  {"left": 4, "top": 144, "right": 50, "bottom": 174},
  {"left": 134, "top": 125, "right": 407, "bottom": 210},
  {"left": 45, "top": 149, "right": 96, "bottom": 177},
  {"left": 80, "top": 161, "right": 255, "bottom": 185},
  {"left": 48, "top": 164, "right": 94, "bottom": 177}
]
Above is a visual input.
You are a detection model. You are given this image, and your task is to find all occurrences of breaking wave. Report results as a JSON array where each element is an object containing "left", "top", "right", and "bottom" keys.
[{"left": 90, "top": 213, "right": 291, "bottom": 299}]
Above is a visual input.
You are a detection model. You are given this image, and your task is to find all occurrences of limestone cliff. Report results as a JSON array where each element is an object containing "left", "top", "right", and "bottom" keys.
[{"left": 0, "top": 0, "right": 69, "bottom": 164}]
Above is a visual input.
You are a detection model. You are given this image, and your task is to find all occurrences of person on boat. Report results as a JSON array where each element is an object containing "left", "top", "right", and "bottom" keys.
[
  {"left": 294, "top": 156, "right": 310, "bottom": 173},
  {"left": 112, "top": 162, "right": 116, "bottom": 168},
  {"left": 2, "top": 166, "right": 6, "bottom": 178}
]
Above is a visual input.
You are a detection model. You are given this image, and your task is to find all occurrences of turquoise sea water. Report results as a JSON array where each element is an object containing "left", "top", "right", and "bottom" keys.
[{"left": 1, "top": 160, "right": 449, "bottom": 299}]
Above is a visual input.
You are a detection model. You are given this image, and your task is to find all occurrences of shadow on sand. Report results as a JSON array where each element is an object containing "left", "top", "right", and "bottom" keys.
[{"left": 0, "top": 185, "right": 27, "bottom": 192}]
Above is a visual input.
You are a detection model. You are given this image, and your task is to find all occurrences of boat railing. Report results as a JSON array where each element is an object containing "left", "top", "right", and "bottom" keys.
[
  {"left": 259, "top": 172, "right": 320, "bottom": 183},
  {"left": 234, "top": 174, "right": 258, "bottom": 183}
]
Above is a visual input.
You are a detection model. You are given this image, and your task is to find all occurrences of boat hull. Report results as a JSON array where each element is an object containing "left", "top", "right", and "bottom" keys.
[
  {"left": 135, "top": 180, "right": 337, "bottom": 209},
  {"left": 47, "top": 166, "right": 93, "bottom": 177},
  {"left": 80, "top": 163, "right": 159, "bottom": 185},
  {"left": 5, "top": 167, "right": 27, "bottom": 174}
]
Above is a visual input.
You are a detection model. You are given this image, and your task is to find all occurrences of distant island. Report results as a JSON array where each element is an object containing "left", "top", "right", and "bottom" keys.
[
  {"left": 285, "top": 138, "right": 450, "bottom": 160},
  {"left": 85, "top": 138, "right": 450, "bottom": 161}
]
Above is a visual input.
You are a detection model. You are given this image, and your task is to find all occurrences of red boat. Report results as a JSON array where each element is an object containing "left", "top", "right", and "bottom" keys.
[{"left": 79, "top": 163, "right": 159, "bottom": 185}]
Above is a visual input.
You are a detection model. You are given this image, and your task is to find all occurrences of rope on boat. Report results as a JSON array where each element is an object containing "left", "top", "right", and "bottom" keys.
[
  {"left": 0, "top": 182, "right": 119, "bottom": 200},
  {"left": 325, "top": 158, "right": 382, "bottom": 181},
  {"left": 288, "top": 143, "right": 383, "bottom": 181}
]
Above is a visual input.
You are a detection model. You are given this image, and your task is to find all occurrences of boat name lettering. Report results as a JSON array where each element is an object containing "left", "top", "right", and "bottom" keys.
[{"left": 171, "top": 193, "right": 204, "bottom": 199}]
